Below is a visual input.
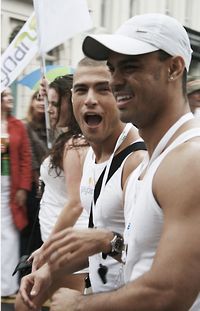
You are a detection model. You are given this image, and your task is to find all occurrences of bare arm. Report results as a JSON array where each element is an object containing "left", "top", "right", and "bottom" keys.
[
  {"left": 42, "top": 141, "right": 200, "bottom": 311},
  {"left": 51, "top": 142, "right": 88, "bottom": 233}
]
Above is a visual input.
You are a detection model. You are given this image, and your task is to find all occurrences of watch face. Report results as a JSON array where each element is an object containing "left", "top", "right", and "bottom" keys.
[
  {"left": 115, "top": 238, "right": 122, "bottom": 249},
  {"left": 112, "top": 235, "right": 124, "bottom": 253}
]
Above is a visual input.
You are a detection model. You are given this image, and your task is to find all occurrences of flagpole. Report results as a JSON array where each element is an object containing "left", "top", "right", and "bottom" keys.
[
  {"left": 33, "top": 0, "right": 52, "bottom": 149},
  {"left": 40, "top": 54, "right": 52, "bottom": 149}
]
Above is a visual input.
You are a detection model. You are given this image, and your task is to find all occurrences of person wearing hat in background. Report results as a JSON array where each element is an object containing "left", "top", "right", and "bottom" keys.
[
  {"left": 187, "top": 76, "right": 200, "bottom": 117},
  {"left": 19, "top": 13, "right": 200, "bottom": 311}
]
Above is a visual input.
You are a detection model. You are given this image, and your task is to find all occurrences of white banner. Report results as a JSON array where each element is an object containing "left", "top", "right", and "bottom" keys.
[
  {"left": 1, "top": 12, "right": 38, "bottom": 92},
  {"left": 33, "top": 0, "right": 93, "bottom": 53}
]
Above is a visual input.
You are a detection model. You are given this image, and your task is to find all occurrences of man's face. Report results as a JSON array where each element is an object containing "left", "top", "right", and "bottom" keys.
[
  {"left": 188, "top": 90, "right": 200, "bottom": 114},
  {"left": 107, "top": 51, "right": 169, "bottom": 129},
  {"left": 72, "top": 65, "right": 121, "bottom": 144}
]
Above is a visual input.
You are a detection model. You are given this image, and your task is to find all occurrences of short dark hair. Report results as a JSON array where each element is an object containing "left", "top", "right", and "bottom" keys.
[{"left": 77, "top": 57, "right": 106, "bottom": 68}]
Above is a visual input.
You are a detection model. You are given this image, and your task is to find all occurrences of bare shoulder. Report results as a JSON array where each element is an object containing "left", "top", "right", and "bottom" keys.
[
  {"left": 65, "top": 136, "right": 88, "bottom": 149},
  {"left": 153, "top": 138, "right": 200, "bottom": 212},
  {"left": 122, "top": 149, "right": 147, "bottom": 189},
  {"left": 64, "top": 136, "right": 88, "bottom": 154}
]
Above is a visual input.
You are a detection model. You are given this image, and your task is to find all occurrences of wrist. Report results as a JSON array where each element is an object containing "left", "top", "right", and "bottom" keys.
[{"left": 100, "top": 230, "right": 114, "bottom": 254}]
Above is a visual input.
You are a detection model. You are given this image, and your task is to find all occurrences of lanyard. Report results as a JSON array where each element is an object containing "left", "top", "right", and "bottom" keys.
[{"left": 142, "top": 112, "right": 194, "bottom": 170}]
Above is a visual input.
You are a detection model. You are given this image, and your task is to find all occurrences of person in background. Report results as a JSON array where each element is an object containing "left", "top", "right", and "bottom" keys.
[
  {"left": 1, "top": 87, "right": 32, "bottom": 297},
  {"left": 187, "top": 76, "right": 200, "bottom": 117},
  {"left": 38, "top": 75, "right": 89, "bottom": 247},
  {"left": 20, "top": 91, "right": 49, "bottom": 260},
  {"left": 46, "top": 76, "right": 73, "bottom": 140}
]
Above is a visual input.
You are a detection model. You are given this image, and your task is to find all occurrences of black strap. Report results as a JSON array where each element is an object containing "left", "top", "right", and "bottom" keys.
[
  {"left": 106, "top": 141, "right": 146, "bottom": 184},
  {"left": 88, "top": 141, "right": 146, "bottom": 228}
]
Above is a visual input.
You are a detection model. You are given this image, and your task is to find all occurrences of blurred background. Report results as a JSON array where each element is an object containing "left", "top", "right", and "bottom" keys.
[{"left": 1, "top": 0, "right": 200, "bottom": 119}]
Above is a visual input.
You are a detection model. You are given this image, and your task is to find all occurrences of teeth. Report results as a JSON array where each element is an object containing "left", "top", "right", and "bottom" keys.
[{"left": 116, "top": 95, "right": 132, "bottom": 101}]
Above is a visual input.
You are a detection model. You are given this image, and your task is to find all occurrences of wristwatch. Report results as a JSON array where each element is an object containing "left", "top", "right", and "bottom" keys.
[{"left": 102, "top": 232, "right": 124, "bottom": 259}]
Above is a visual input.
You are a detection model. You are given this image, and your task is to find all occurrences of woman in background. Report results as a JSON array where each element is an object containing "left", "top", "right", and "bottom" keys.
[
  {"left": 1, "top": 87, "right": 32, "bottom": 297},
  {"left": 39, "top": 76, "right": 89, "bottom": 246},
  {"left": 20, "top": 91, "right": 49, "bottom": 259}
]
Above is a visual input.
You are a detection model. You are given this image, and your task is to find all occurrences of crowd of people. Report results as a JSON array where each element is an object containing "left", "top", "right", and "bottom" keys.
[{"left": 1, "top": 12, "right": 200, "bottom": 311}]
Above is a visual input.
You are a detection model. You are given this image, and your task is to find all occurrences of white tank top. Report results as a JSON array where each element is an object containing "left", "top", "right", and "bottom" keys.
[
  {"left": 80, "top": 136, "right": 144, "bottom": 293},
  {"left": 39, "top": 156, "right": 89, "bottom": 242},
  {"left": 124, "top": 128, "right": 200, "bottom": 311},
  {"left": 80, "top": 147, "right": 107, "bottom": 217}
]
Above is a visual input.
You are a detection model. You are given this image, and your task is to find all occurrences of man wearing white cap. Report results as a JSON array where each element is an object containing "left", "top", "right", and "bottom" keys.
[{"left": 20, "top": 14, "right": 200, "bottom": 311}]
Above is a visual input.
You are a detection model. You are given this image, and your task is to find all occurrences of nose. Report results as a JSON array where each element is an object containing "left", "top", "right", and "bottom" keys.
[
  {"left": 84, "top": 89, "right": 98, "bottom": 107},
  {"left": 48, "top": 103, "right": 53, "bottom": 114}
]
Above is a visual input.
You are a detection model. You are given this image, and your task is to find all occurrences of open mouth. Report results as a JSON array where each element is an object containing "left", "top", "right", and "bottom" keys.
[{"left": 84, "top": 113, "right": 103, "bottom": 126}]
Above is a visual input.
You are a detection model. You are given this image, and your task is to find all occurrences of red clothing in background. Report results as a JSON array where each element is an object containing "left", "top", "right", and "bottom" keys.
[{"left": 8, "top": 116, "right": 32, "bottom": 230}]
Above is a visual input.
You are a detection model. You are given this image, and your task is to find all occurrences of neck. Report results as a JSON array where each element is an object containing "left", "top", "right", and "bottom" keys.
[
  {"left": 33, "top": 113, "right": 45, "bottom": 123},
  {"left": 139, "top": 108, "right": 191, "bottom": 157}
]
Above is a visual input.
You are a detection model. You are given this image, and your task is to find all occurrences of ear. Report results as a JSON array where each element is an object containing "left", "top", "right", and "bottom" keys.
[{"left": 168, "top": 56, "right": 185, "bottom": 81}]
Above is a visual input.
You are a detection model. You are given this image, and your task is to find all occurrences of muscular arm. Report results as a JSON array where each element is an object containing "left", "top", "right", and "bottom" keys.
[{"left": 55, "top": 141, "right": 200, "bottom": 311}]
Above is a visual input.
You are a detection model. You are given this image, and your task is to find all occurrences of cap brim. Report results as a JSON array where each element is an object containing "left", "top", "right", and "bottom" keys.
[{"left": 82, "top": 34, "right": 159, "bottom": 60}]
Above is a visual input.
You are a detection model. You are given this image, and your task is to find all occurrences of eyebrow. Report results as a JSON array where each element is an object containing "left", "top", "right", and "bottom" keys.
[
  {"left": 107, "top": 57, "right": 141, "bottom": 68},
  {"left": 73, "top": 81, "right": 110, "bottom": 90},
  {"left": 73, "top": 83, "right": 86, "bottom": 90}
]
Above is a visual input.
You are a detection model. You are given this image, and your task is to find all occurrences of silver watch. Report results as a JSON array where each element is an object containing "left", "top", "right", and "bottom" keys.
[{"left": 109, "top": 232, "right": 124, "bottom": 255}]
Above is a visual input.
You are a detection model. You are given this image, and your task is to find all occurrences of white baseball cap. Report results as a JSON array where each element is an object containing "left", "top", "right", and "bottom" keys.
[{"left": 82, "top": 13, "right": 193, "bottom": 71}]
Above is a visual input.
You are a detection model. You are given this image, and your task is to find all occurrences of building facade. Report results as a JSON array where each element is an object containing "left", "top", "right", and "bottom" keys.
[{"left": 1, "top": 0, "right": 200, "bottom": 118}]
